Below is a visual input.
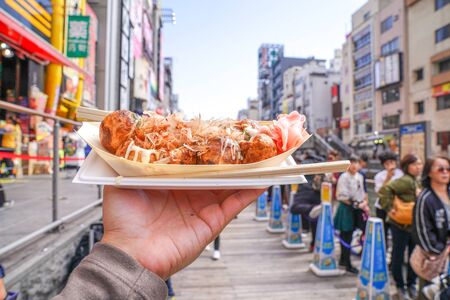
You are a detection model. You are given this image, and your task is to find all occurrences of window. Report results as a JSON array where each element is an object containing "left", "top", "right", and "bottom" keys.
[
  {"left": 436, "top": 0, "right": 450, "bottom": 10},
  {"left": 355, "top": 53, "right": 371, "bottom": 70},
  {"left": 415, "top": 101, "right": 425, "bottom": 114},
  {"left": 381, "top": 16, "right": 394, "bottom": 33},
  {"left": 414, "top": 68, "right": 424, "bottom": 81},
  {"left": 382, "top": 114, "right": 400, "bottom": 130},
  {"left": 437, "top": 94, "right": 450, "bottom": 110},
  {"left": 437, "top": 131, "right": 450, "bottom": 151},
  {"left": 381, "top": 37, "right": 400, "bottom": 56},
  {"left": 438, "top": 57, "right": 450, "bottom": 73},
  {"left": 363, "top": 12, "right": 371, "bottom": 21},
  {"left": 436, "top": 23, "right": 450, "bottom": 43},
  {"left": 354, "top": 73, "right": 372, "bottom": 90},
  {"left": 354, "top": 33, "right": 371, "bottom": 51},
  {"left": 382, "top": 86, "right": 400, "bottom": 104}
]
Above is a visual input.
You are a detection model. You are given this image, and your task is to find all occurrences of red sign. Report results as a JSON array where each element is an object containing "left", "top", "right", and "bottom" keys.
[
  {"left": 340, "top": 118, "right": 350, "bottom": 129},
  {"left": 432, "top": 82, "right": 450, "bottom": 97}
]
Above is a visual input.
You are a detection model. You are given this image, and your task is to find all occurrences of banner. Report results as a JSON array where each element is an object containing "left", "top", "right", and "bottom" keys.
[{"left": 67, "top": 15, "right": 90, "bottom": 58}]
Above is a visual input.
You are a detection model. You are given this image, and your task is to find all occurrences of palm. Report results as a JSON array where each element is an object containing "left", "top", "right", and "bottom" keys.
[{"left": 102, "top": 186, "right": 264, "bottom": 279}]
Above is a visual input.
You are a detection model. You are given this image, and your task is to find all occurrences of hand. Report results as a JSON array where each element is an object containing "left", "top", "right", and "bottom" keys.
[
  {"left": 101, "top": 187, "right": 264, "bottom": 279},
  {"left": 0, "top": 278, "right": 6, "bottom": 300}
]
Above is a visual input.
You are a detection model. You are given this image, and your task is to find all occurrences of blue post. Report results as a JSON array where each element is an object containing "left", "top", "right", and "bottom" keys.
[
  {"left": 355, "top": 217, "right": 391, "bottom": 300},
  {"left": 266, "top": 185, "right": 285, "bottom": 233},
  {"left": 254, "top": 191, "right": 269, "bottom": 221},
  {"left": 282, "top": 191, "right": 305, "bottom": 249},
  {"left": 309, "top": 182, "right": 344, "bottom": 276}
]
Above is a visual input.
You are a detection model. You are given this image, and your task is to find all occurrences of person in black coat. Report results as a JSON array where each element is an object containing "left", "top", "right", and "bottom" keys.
[{"left": 413, "top": 156, "right": 450, "bottom": 300}]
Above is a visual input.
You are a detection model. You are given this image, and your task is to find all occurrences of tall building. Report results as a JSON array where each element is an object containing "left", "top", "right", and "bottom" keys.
[
  {"left": 271, "top": 56, "right": 316, "bottom": 118},
  {"left": 340, "top": 34, "right": 355, "bottom": 143},
  {"left": 258, "top": 44, "right": 284, "bottom": 120},
  {"left": 293, "top": 60, "right": 340, "bottom": 134},
  {"left": 373, "top": 0, "right": 408, "bottom": 141},
  {"left": 406, "top": 0, "right": 450, "bottom": 155},
  {"left": 351, "top": 0, "right": 379, "bottom": 138},
  {"left": 281, "top": 66, "right": 302, "bottom": 114}
]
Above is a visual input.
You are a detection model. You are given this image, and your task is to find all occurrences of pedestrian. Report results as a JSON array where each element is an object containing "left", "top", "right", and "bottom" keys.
[
  {"left": 53, "top": 188, "right": 264, "bottom": 299},
  {"left": 359, "top": 152, "right": 369, "bottom": 193},
  {"left": 333, "top": 155, "right": 368, "bottom": 274},
  {"left": 379, "top": 153, "right": 423, "bottom": 300},
  {"left": 0, "top": 117, "right": 18, "bottom": 177},
  {"left": 0, "top": 264, "right": 19, "bottom": 300},
  {"left": 374, "top": 151, "right": 403, "bottom": 240},
  {"left": 212, "top": 236, "right": 221, "bottom": 260},
  {"left": 411, "top": 156, "right": 450, "bottom": 300}
]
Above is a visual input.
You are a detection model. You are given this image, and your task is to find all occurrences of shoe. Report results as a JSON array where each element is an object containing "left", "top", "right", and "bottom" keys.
[
  {"left": 212, "top": 250, "right": 220, "bottom": 260},
  {"left": 407, "top": 285, "right": 417, "bottom": 299},
  {"left": 345, "top": 266, "right": 358, "bottom": 275},
  {"left": 422, "top": 283, "right": 440, "bottom": 300},
  {"left": 397, "top": 287, "right": 411, "bottom": 300}
]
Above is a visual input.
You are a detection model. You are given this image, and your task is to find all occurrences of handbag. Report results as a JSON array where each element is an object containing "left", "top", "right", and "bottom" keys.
[
  {"left": 410, "top": 246, "right": 449, "bottom": 281},
  {"left": 388, "top": 196, "right": 415, "bottom": 225}
]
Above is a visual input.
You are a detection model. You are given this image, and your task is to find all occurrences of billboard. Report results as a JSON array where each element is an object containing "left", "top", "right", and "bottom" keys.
[
  {"left": 374, "top": 52, "right": 402, "bottom": 89},
  {"left": 399, "top": 122, "right": 430, "bottom": 162}
]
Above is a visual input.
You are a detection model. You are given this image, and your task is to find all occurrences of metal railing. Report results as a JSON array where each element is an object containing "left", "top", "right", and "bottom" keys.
[{"left": 0, "top": 100, "right": 101, "bottom": 258}]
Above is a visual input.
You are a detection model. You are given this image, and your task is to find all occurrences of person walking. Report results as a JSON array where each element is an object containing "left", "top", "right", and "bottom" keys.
[
  {"left": 380, "top": 153, "right": 423, "bottom": 300},
  {"left": 412, "top": 156, "right": 450, "bottom": 300},
  {"left": 334, "top": 155, "right": 368, "bottom": 274}
]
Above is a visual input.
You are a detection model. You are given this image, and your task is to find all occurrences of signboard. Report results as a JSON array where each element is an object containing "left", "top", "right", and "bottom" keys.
[
  {"left": 134, "top": 57, "right": 151, "bottom": 101},
  {"left": 67, "top": 15, "right": 90, "bottom": 58},
  {"left": 339, "top": 118, "right": 351, "bottom": 129},
  {"left": 399, "top": 122, "right": 429, "bottom": 162},
  {"left": 374, "top": 52, "right": 402, "bottom": 89},
  {"left": 432, "top": 82, "right": 450, "bottom": 97},
  {"left": 0, "top": 0, "right": 52, "bottom": 42}
]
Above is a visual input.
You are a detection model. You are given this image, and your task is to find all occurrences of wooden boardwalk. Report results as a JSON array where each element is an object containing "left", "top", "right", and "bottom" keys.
[{"left": 172, "top": 204, "right": 361, "bottom": 300}]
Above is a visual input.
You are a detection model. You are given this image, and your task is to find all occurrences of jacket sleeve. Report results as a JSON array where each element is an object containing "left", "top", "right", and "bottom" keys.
[
  {"left": 379, "top": 176, "right": 408, "bottom": 211},
  {"left": 413, "top": 192, "right": 445, "bottom": 255},
  {"left": 336, "top": 175, "right": 350, "bottom": 202},
  {"left": 53, "top": 243, "right": 167, "bottom": 300}
]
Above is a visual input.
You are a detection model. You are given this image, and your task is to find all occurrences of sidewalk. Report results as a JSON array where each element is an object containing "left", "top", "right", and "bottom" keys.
[
  {"left": 172, "top": 204, "right": 362, "bottom": 300},
  {"left": 0, "top": 171, "right": 101, "bottom": 249}
]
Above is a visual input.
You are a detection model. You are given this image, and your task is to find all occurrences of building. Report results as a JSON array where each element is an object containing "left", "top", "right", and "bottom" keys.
[
  {"left": 330, "top": 49, "right": 343, "bottom": 72},
  {"left": 340, "top": 34, "right": 354, "bottom": 143},
  {"left": 281, "top": 66, "right": 302, "bottom": 114},
  {"left": 406, "top": 0, "right": 450, "bottom": 155},
  {"left": 351, "top": 0, "right": 379, "bottom": 138},
  {"left": 237, "top": 98, "right": 260, "bottom": 120},
  {"left": 373, "top": 0, "right": 408, "bottom": 142},
  {"left": 293, "top": 60, "right": 340, "bottom": 134},
  {"left": 163, "top": 57, "right": 176, "bottom": 113},
  {"left": 258, "top": 44, "right": 284, "bottom": 120},
  {"left": 271, "top": 56, "right": 316, "bottom": 118}
]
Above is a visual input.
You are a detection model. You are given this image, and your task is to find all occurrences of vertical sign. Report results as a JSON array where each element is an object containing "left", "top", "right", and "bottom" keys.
[
  {"left": 399, "top": 122, "right": 429, "bottom": 163},
  {"left": 67, "top": 15, "right": 90, "bottom": 58}
]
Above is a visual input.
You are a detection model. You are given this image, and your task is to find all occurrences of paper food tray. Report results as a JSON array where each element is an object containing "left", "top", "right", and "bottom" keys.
[
  {"left": 77, "top": 122, "right": 310, "bottom": 177},
  {"left": 74, "top": 152, "right": 308, "bottom": 190}
]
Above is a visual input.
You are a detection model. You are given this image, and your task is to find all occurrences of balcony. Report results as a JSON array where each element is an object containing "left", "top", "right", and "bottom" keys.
[{"left": 431, "top": 71, "right": 450, "bottom": 87}]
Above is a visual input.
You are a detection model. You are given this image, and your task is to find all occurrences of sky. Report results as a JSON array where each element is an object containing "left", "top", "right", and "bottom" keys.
[{"left": 162, "top": 0, "right": 367, "bottom": 119}]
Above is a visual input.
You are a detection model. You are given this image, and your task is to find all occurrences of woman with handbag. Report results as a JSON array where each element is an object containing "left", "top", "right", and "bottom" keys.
[
  {"left": 412, "top": 156, "right": 450, "bottom": 300},
  {"left": 380, "top": 153, "right": 423, "bottom": 300}
]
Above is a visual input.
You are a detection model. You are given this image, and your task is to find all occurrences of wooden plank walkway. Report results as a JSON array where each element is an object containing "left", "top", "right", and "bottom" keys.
[{"left": 172, "top": 203, "right": 361, "bottom": 300}]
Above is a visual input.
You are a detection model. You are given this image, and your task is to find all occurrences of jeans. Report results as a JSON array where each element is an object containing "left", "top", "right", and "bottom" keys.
[
  {"left": 165, "top": 278, "right": 175, "bottom": 296},
  {"left": 214, "top": 236, "right": 220, "bottom": 251},
  {"left": 390, "top": 224, "right": 417, "bottom": 288}
]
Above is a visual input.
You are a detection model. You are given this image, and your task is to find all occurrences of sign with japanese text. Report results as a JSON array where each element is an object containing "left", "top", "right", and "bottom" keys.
[{"left": 67, "top": 15, "right": 90, "bottom": 58}]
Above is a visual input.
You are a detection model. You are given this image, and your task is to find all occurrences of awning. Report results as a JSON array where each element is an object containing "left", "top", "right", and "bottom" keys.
[{"left": 0, "top": 9, "right": 92, "bottom": 82}]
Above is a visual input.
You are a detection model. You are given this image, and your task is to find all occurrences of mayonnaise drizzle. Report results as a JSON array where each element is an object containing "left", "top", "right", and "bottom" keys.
[{"left": 124, "top": 140, "right": 160, "bottom": 163}]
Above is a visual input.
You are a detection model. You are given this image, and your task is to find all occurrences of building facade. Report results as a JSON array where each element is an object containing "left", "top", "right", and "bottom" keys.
[
  {"left": 406, "top": 0, "right": 450, "bottom": 155},
  {"left": 281, "top": 66, "right": 302, "bottom": 114},
  {"left": 340, "top": 34, "right": 354, "bottom": 143}
]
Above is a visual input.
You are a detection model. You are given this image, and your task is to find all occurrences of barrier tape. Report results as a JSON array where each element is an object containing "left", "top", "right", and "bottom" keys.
[{"left": 0, "top": 152, "right": 85, "bottom": 161}]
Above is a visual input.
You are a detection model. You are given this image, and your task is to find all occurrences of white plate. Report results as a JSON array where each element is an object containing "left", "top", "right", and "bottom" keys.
[{"left": 73, "top": 152, "right": 307, "bottom": 190}]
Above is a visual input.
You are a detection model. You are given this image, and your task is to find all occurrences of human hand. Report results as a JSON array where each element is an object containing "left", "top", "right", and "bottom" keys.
[
  {"left": 0, "top": 278, "right": 6, "bottom": 300},
  {"left": 101, "top": 187, "right": 264, "bottom": 279}
]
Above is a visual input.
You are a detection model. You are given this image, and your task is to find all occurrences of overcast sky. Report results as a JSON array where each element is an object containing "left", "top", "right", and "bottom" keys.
[{"left": 162, "top": 0, "right": 367, "bottom": 119}]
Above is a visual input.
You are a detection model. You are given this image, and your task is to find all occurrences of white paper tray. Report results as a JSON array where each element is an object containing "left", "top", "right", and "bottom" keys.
[{"left": 73, "top": 152, "right": 307, "bottom": 190}]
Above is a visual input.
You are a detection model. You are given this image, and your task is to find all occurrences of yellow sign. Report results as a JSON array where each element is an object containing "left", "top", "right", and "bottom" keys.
[{"left": 321, "top": 182, "right": 332, "bottom": 203}]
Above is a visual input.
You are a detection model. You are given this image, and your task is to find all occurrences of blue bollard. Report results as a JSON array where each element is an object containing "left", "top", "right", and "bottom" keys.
[
  {"left": 355, "top": 217, "right": 391, "bottom": 300},
  {"left": 266, "top": 185, "right": 285, "bottom": 233},
  {"left": 309, "top": 182, "right": 344, "bottom": 276},
  {"left": 282, "top": 191, "right": 305, "bottom": 249},
  {"left": 254, "top": 191, "right": 269, "bottom": 221}
]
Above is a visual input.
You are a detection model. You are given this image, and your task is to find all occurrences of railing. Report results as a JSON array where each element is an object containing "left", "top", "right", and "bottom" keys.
[{"left": 0, "top": 100, "right": 101, "bottom": 258}]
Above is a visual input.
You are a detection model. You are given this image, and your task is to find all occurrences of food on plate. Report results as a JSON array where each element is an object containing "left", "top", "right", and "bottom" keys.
[{"left": 99, "top": 110, "right": 310, "bottom": 165}]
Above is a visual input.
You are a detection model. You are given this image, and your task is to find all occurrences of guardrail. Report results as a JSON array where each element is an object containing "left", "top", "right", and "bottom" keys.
[{"left": 0, "top": 100, "right": 101, "bottom": 258}]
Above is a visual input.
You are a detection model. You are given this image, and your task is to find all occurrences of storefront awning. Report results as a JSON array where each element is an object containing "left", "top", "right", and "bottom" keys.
[{"left": 0, "top": 9, "right": 92, "bottom": 82}]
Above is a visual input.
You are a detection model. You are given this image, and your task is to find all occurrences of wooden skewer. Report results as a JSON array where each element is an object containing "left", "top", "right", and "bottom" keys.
[{"left": 152, "top": 160, "right": 350, "bottom": 178}]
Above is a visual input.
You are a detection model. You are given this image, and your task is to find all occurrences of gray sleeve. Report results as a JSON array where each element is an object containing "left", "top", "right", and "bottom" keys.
[{"left": 54, "top": 243, "right": 167, "bottom": 300}]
